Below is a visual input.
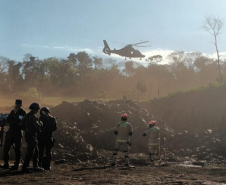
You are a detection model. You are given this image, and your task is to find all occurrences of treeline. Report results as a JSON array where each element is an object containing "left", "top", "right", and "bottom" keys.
[{"left": 0, "top": 51, "right": 226, "bottom": 101}]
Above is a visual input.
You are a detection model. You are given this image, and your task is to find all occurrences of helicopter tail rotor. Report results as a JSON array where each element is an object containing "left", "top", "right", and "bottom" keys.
[{"left": 103, "top": 40, "right": 111, "bottom": 55}]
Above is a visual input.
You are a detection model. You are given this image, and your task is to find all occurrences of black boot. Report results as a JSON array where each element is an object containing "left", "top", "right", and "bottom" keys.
[
  {"left": 0, "top": 163, "right": 10, "bottom": 169},
  {"left": 10, "top": 164, "right": 19, "bottom": 171},
  {"left": 44, "top": 166, "right": 51, "bottom": 170},
  {"left": 34, "top": 166, "right": 44, "bottom": 172}
]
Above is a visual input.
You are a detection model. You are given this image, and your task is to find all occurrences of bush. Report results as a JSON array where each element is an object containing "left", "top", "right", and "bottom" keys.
[{"left": 18, "top": 87, "right": 42, "bottom": 102}]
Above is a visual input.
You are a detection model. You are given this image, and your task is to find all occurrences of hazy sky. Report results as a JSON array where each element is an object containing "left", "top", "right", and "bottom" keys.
[{"left": 0, "top": 0, "right": 226, "bottom": 62}]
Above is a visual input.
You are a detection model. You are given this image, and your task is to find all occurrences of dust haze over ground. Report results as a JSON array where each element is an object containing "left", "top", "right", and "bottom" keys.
[
  {"left": 1, "top": 0, "right": 226, "bottom": 184},
  {"left": 1, "top": 99, "right": 226, "bottom": 184}
]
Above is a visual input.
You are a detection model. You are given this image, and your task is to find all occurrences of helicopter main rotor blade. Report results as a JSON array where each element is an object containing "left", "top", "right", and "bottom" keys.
[
  {"left": 134, "top": 45, "right": 152, "bottom": 48},
  {"left": 132, "top": 41, "right": 149, "bottom": 46},
  {"left": 135, "top": 46, "right": 148, "bottom": 48}
]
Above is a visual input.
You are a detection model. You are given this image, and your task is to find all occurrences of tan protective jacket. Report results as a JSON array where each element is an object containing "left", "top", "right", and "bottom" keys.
[
  {"left": 115, "top": 121, "right": 133, "bottom": 142},
  {"left": 144, "top": 126, "right": 160, "bottom": 146}
]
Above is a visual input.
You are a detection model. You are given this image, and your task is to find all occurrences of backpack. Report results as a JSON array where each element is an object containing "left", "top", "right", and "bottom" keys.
[{"left": 42, "top": 115, "right": 57, "bottom": 134}]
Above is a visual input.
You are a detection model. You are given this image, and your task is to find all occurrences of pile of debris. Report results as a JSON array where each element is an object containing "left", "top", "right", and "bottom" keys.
[
  {"left": 165, "top": 129, "right": 226, "bottom": 163},
  {"left": 50, "top": 99, "right": 226, "bottom": 163},
  {"left": 51, "top": 99, "right": 151, "bottom": 129},
  {"left": 53, "top": 121, "right": 98, "bottom": 161},
  {"left": 50, "top": 99, "right": 167, "bottom": 159}
]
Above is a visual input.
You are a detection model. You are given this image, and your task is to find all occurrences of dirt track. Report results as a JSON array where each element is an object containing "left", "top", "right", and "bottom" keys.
[{"left": 1, "top": 163, "right": 226, "bottom": 185}]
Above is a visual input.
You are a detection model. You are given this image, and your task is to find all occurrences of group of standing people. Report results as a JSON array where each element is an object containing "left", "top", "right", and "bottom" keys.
[
  {"left": 112, "top": 113, "right": 160, "bottom": 167},
  {"left": 0, "top": 99, "right": 57, "bottom": 173},
  {"left": 1, "top": 99, "right": 160, "bottom": 172}
]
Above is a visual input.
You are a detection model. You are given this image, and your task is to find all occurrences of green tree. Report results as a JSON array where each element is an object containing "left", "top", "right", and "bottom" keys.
[
  {"left": 7, "top": 60, "right": 24, "bottom": 92},
  {"left": 123, "top": 61, "right": 135, "bottom": 77},
  {"left": 146, "top": 55, "right": 163, "bottom": 64},
  {"left": 93, "top": 56, "right": 103, "bottom": 69},
  {"left": 23, "top": 53, "right": 33, "bottom": 62}
]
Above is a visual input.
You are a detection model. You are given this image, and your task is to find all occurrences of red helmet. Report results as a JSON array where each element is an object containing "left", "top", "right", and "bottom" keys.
[
  {"left": 121, "top": 113, "right": 128, "bottom": 118},
  {"left": 148, "top": 120, "right": 155, "bottom": 125}
]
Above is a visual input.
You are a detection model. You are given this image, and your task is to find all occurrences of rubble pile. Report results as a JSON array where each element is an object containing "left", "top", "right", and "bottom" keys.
[
  {"left": 50, "top": 100, "right": 226, "bottom": 163},
  {"left": 53, "top": 121, "right": 98, "bottom": 161},
  {"left": 51, "top": 100, "right": 162, "bottom": 153},
  {"left": 51, "top": 100, "right": 151, "bottom": 129},
  {"left": 166, "top": 129, "right": 226, "bottom": 163}
]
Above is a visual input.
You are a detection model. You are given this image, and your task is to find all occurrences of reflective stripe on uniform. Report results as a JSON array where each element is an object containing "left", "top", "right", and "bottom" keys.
[
  {"left": 117, "top": 140, "right": 128, "bottom": 143},
  {"left": 149, "top": 143, "right": 159, "bottom": 146}
]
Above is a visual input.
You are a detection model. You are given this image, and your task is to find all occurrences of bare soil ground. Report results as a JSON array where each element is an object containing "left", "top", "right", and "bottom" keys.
[
  {"left": 1, "top": 99, "right": 226, "bottom": 184},
  {"left": 1, "top": 163, "right": 226, "bottom": 185}
]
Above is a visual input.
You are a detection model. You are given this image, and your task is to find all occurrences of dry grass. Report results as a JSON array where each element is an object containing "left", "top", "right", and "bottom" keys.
[
  {"left": 0, "top": 96, "right": 14, "bottom": 107},
  {"left": 0, "top": 95, "right": 99, "bottom": 111},
  {"left": 0, "top": 95, "right": 115, "bottom": 112},
  {"left": 0, "top": 95, "right": 83, "bottom": 106},
  {"left": 41, "top": 96, "right": 86, "bottom": 106}
]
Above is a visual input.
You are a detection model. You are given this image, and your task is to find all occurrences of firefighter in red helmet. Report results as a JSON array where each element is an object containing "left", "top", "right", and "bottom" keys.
[
  {"left": 143, "top": 120, "right": 161, "bottom": 166},
  {"left": 111, "top": 113, "right": 133, "bottom": 167}
]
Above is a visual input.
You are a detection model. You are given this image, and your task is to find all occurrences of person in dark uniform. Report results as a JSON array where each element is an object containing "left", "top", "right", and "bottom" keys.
[
  {"left": 38, "top": 107, "right": 57, "bottom": 170},
  {"left": 1, "top": 99, "right": 26, "bottom": 170},
  {"left": 21, "top": 102, "right": 44, "bottom": 173}
]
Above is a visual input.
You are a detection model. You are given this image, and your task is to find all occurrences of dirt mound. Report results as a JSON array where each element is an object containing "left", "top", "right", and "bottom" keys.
[
  {"left": 50, "top": 99, "right": 226, "bottom": 163},
  {"left": 51, "top": 99, "right": 150, "bottom": 130},
  {"left": 50, "top": 100, "right": 172, "bottom": 158},
  {"left": 53, "top": 121, "right": 98, "bottom": 161},
  {"left": 166, "top": 129, "right": 226, "bottom": 163}
]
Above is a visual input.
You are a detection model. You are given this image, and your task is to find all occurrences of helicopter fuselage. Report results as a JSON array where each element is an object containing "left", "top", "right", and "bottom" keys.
[{"left": 103, "top": 40, "right": 145, "bottom": 59}]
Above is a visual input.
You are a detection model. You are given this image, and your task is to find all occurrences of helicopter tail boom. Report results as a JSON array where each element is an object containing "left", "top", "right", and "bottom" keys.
[{"left": 103, "top": 40, "right": 111, "bottom": 55}]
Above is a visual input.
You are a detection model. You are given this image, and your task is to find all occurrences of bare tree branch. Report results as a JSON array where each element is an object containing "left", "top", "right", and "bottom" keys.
[{"left": 202, "top": 14, "right": 224, "bottom": 82}]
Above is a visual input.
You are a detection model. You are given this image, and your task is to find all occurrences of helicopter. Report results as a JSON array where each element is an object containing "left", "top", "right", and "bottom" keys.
[{"left": 103, "top": 40, "right": 149, "bottom": 60}]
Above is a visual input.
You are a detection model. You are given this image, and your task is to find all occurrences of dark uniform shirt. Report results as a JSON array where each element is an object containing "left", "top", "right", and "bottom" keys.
[
  {"left": 7, "top": 108, "right": 26, "bottom": 131},
  {"left": 39, "top": 115, "right": 57, "bottom": 140},
  {"left": 23, "top": 111, "right": 42, "bottom": 140}
]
